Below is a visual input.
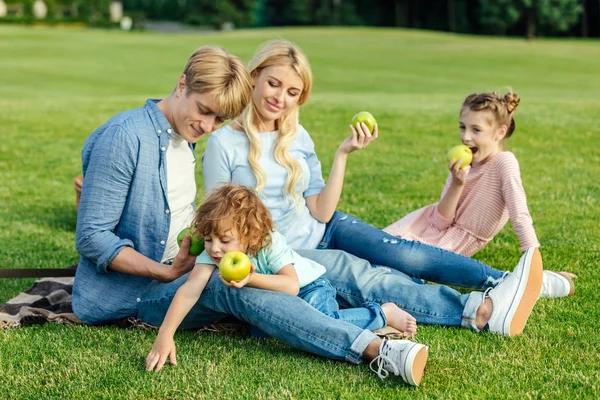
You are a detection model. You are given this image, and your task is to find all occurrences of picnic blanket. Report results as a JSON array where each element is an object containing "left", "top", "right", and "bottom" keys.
[
  {"left": 0, "top": 277, "right": 82, "bottom": 328},
  {"left": 0, "top": 273, "right": 406, "bottom": 338},
  {"left": 0, "top": 275, "right": 242, "bottom": 333}
]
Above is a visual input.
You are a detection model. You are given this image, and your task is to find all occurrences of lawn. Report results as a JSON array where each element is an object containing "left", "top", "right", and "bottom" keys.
[{"left": 1, "top": 25, "right": 599, "bottom": 399}]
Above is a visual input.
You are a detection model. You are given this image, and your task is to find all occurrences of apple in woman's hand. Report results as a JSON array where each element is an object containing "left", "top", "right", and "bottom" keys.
[
  {"left": 219, "top": 251, "right": 251, "bottom": 282},
  {"left": 446, "top": 145, "right": 473, "bottom": 168},
  {"left": 177, "top": 227, "right": 204, "bottom": 256},
  {"left": 351, "top": 111, "right": 377, "bottom": 134}
]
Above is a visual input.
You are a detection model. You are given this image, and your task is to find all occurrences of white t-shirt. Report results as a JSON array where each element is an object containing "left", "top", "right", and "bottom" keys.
[{"left": 161, "top": 133, "right": 196, "bottom": 263}]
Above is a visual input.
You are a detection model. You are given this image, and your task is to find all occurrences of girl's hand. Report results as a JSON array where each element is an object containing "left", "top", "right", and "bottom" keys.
[
  {"left": 219, "top": 264, "right": 256, "bottom": 289},
  {"left": 337, "top": 122, "right": 378, "bottom": 155},
  {"left": 448, "top": 159, "right": 471, "bottom": 185},
  {"left": 146, "top": 334, "right": 177, "bottom": 372}
]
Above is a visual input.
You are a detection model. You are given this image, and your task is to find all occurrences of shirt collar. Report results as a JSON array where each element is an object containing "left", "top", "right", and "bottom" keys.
[{"left": 144, "top": 99, "right": 174, "bottom": 138}]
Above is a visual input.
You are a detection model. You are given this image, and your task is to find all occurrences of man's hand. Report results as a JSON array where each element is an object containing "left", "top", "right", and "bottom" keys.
[
  {"left": 146, "top": 334, "right": 177, "bottom": 372},
  {"left": 162, "top": 235, "right": 196, "bottom": 282}
]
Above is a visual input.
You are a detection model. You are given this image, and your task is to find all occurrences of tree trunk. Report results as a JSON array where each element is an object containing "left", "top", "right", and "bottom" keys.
[
  {"left": 447, "top": 0, "right": 456, "bottom": 32},
  {"left": 526, "top": 7, "right": 536, "bottom": 40},
  {"left": 581, "top": 0, "right": 588, "bottom": 37},
  {"left": 395, "top": 0, "right": 408, "bottom": 27}
]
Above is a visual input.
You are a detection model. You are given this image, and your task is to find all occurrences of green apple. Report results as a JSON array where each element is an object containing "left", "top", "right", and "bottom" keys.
[
  {"left": 219, "top": 250, "right": 251, "bottom": 282},
  {"left": 446, "top": 144, "right": 473, "bottom": 168},
  {"left": 177, "top": 227, "right": 204, "bottom": 256},
  {"left": 351, "top": 111, "right": 377, "bottom": 134}
]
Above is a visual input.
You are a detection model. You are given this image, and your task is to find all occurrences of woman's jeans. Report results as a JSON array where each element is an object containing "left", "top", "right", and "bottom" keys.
[
  {"left": 137, "top": 270, "right": 378, "bottom": 364},
  {"left": 300, "top": 275, "right": 386, "bottom": 331},
  {"left": 318, "top": 211, "right": 506, "bottom": 289},
  {"left": 297, "top": 249, "right": 483, "bottom": 330}
]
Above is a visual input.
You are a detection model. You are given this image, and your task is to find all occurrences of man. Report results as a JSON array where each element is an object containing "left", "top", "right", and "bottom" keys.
[{"left": 73, "top": 45, "right": 430, "bottom": 387}]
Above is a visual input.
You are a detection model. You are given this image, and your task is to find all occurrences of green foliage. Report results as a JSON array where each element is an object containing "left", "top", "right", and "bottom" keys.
[
  {"left": 478, "top": 0, "right": 522, "bottom": 34},
  {"left": 1, "top": 25, "right": 600, "bottom": 398},
  {"left": 535, "top": 0, "right": 584, "bottom": 33},
  {"left": 477, "top": 0, "right": 584, "bottom": 37},
  {"left": 123, "top": 0, "right": 258, "bottom": 28}
]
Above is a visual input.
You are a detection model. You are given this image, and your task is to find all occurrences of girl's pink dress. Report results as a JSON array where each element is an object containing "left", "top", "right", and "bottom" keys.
[{"left": 383, "top": 151, "right": 539, "bottom": 257}]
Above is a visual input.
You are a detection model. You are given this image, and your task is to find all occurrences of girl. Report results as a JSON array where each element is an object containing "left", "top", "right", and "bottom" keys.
[
  {"left": 202, "top": 39, "right": 533, "bottom": 293},
  {"left": 383, "top": 91, "right": 576, "bottom": 298},
  {"left": 145, "top": 185, "right": 419, "bottom": 372}
]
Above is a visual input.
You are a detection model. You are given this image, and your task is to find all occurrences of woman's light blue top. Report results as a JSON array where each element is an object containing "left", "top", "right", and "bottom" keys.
[{"left": 202, "top": 125, "right": 326, "bottom": 250}]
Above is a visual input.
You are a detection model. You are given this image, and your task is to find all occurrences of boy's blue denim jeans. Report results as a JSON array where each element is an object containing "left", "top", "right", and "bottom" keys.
[
  {"left": 318, "top": 211, "right": 506, "bottom": 290},
  {"left": 300, "top": 275, "right": 386, "bottom": 331}
]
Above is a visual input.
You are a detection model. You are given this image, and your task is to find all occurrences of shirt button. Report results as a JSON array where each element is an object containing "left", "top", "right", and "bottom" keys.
[
  {"left": 160, "top": 240, "right": 165, "bottom": 245},
  {"left": 136, "top": 298, "right": 141, "bottom": 303},
  {"left": 167, "top": 128, "right": 172, "bottom": 133},
  {"left": 157, "top": 129, "right": 162, "bottom": 134},
  {"left": 165, "top": 209, "right": 170, "bottom": 214},
  {"left": 161, "top": 146, "right": 166, "bottom": 151}
]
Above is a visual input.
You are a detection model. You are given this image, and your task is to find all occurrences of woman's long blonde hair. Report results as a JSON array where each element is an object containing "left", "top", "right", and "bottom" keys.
[{"left": 239, "top": 40, "right": 313, "bottom": 206}]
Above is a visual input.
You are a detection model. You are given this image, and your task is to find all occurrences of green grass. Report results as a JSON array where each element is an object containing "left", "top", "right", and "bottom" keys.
[{"left": 1, "top": 25, "right": 599, "bottom": 399}]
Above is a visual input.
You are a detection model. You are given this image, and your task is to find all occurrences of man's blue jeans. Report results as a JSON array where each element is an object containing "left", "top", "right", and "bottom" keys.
[
  {"left": 137, "top": 270, "right": 379, "bottom": 364},
  {"left": 300, "top": 274, "right": 386, "bottom": 331},
  {"left": 318, "top": 211, "right": 505, "bottom": 289}
]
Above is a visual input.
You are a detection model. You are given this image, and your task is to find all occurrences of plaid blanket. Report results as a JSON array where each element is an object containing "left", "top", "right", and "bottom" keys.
[
  {"left": 1, "top": 275, "right": 406, "bottom": 338},
  {"left": 0, "top": 277, "right": 82, "bottom": 328}
]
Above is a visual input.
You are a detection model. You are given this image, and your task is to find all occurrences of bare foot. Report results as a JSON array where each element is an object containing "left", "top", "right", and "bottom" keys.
[
  {"left": 475, "top": 297, "right": 493, "bottom": 330},
  {"left": 557, "top": 271, "right": 578, "bottom": 296},
  {"left": 381, "top": 303, "right": 417, "bottom": 336}
]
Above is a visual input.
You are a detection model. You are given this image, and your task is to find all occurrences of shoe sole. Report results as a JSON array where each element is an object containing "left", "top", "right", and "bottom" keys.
[
  {"left": 403, "top": 343, "right": 428, "bottom": 386},
  {"left": 507, "top": 248, "right": 543, "bottom": 336}
]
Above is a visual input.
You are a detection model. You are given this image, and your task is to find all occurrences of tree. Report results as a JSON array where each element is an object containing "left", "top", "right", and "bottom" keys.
[{"left": 477, "top": 0, "right": 584, "bottom": 39}]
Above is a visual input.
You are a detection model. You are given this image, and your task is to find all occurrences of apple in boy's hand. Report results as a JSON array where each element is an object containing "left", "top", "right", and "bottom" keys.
[
  {"left": 446, "top": 145, "right": 473, "bottom": 168},
  {"left": 351, "top": 111, "right": 377, "bottom": 134},
  {"left": 177, "top": 227, "right": 204, "bottom": 256},
  {"left": 219, "top": 251, "right": 251, "bottom": 282}
]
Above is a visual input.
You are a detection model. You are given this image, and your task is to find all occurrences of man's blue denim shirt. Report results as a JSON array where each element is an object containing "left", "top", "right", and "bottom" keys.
[{"left": 73, "top": 99, "right": 195, "bottom": 324}]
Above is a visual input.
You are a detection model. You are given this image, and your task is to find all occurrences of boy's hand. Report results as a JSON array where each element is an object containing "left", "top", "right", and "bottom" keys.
[
  {"left": 146, "top": 334, "right": 177, "bottom": 372},
  {"left": 448, "top": 159, "right": 471, "bottom": 185},
  {"left": 219, "top": 264, "right": 256, "bottom": 288}
]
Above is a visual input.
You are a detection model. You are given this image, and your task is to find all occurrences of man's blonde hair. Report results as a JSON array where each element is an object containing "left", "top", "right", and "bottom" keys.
[{"left": 183, "top": 46, "right": 253, "bottom": 120}]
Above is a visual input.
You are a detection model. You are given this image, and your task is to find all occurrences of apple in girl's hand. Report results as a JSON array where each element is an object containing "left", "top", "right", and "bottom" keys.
[
  {"left": 446, "top": 145, "right": 473, "bottom": 168},
  {"left": 351, "top": 111, "right": 377, "bottom": 134},
  {"left": 219, "top": 251, "right": 251, "bottom": 282},
  {"left": 177, "top": 227, "right": 204, "bottom": 256}
]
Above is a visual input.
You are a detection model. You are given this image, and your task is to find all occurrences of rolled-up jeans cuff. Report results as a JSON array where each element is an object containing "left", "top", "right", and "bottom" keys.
[
  {"left": 348, "top": 329, "right": 378, "bottom": 364},
  {"left": 461, "top": 291, "right": 485, "bottom": 331}
]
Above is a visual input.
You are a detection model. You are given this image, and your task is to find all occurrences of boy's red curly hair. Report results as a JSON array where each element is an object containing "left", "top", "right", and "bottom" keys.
[{"left": 191, "top": 184, "right": 273, "bottom": 257}]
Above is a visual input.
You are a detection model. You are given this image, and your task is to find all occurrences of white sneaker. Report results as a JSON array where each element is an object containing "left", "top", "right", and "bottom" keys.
[
  {"left": 487, "top": 247, "right": 543, "bottom": 336},
  {"left": 369, "top": 339, "right": 428, "bottom": 386},
  {"left": 539, "top": 270, "right": 572, "bottom": 298}
]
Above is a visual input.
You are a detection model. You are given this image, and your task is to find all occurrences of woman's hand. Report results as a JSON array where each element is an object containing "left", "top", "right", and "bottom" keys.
[
  {"left": 219, "top": 264, "right": 256, "bottom": 289},
  {"left": 146, "top": 334, "right": 177, "bottom": 372},
  {"left": 448, "top": 159, "right": 471, "bottom": 185},
  {"left": 337, "top": 122, "right": 378, "bottom": 155}
]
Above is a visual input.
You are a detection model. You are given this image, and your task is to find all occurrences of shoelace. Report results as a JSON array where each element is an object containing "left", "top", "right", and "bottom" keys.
[{"left": 369, "top": 340, "right": 400, "bottom": 380}]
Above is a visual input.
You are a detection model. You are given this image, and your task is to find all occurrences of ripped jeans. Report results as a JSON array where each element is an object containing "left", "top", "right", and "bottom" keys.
[{"left": 317, "top": 211, "right": 506, "bottom": 290}]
